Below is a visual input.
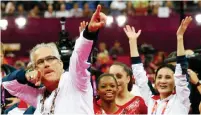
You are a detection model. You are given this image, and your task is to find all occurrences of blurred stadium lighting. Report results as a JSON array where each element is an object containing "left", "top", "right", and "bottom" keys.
[
  {"left": 106, "top": 15, "right": 114, "bottom": 27},
  {"left": 195, "top": 14, "right": 201, "bottom": 25},
  {"left": 116, "top": 15, "right": 126, "bottom": 27},
  {"left": 15, "top": 17, "right": 27, "bottom": 29},
  {"left": 0, "top": 19, "right": 8, "bottom": 30}
]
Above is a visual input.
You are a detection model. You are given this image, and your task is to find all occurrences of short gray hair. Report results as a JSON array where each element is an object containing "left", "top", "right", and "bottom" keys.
[{"left": 30, "top": 42, "right": 61, "bottom": 64}]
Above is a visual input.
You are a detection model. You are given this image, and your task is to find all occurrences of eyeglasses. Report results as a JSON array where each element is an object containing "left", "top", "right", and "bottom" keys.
[{"left": 35, "top": 56, "right": 58, "bottom": 67}]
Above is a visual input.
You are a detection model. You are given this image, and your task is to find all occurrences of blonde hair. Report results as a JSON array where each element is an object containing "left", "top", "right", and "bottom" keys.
[
  {"left": 1, "top": 42, "right": 5, "bottom": 55},
  {"left": 30, "top": 42, "right": 61, "bottom": 64}
]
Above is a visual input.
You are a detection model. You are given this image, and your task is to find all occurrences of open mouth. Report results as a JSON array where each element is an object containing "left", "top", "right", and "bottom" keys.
[{"left": 159, "top": 85, "right": 168, "bottom": 89}]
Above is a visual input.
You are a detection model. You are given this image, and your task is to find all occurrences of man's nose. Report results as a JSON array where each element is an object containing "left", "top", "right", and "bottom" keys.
[{"left": 44, "top": 60, "right": 50, "bottom": 68}]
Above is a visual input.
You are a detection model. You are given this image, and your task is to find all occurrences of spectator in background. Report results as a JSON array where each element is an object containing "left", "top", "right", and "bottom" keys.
[
  {"left": 1, "top": 2, "right": 6, "bottom": 17},
  {"left": 109, "top": 40, "right": 124, "bottom": 56},
  {"left": 1, "top": 43, "right": 17, "bottom": 114},
  {"left": 152, "top": 2, "right": 161, "bottom": 15},
  {"left": 83, "top": 2, "right": 93, "bottom": 17},
  {"left": 16, "top": 4, "right": 27, "bottom": 17},
  {"left": 98, "top": 42, "right": 108, "bottom": 55},
  {"left": 44, "top": 4, "right": 55, "bottom": 18},
  {"left": 110, "top": 0, "right": 126, "bottom": 16},
  {"left": 14, "top": 60, "right": 26, "bottom": 70},
  {"left": 97, "top": 42, "right": 110, "bottom": 73},
  {"left": 125, "top": 1, "right": 135, "bottom": 16},
  {"left": 28, "top": 4, "right": 40, "bottom": 18},
  {"left": 96, "top": 53, "right": 111, "bottom": 73},
  {"left": 133, "top": 1, "right": 148, "bottom": 16},
  {"left": 56, "top": 3, "right": 72, "bottom": 18},
  {"left": 5, "top": 2, "right": 15, "bottom": 17},
  {"left": 100, "top": 3, "right": 110, "bottom": 15},
  {"left": 70, "top": 3, "right": 83, "bottom": 18},
  {"left": 195, "top": 0, "right": 201, "bottom": 12},
  {"left": 165, "top": 1, "right": 175, "bottom": 15},
  {"left": 0, "top": 43, "right": 16, "bottom": 79}
]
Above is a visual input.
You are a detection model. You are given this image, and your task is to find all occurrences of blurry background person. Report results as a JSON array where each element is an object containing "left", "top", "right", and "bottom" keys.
[
  {"left": 44, "top": 4, "right": 55, "bottom": 18},
  {"left": 70, "top": 3, "right": 83, "bottom": 18},
  {"left": 56, "top": 3, "right": 72, "bottom": 18},
  {"left": 109, "top": 40, "right": 124, "bottom": 56}
]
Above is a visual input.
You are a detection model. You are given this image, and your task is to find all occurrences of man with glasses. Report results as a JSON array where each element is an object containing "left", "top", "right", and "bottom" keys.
[{"left": 2, "top": 5, "right": 106, "bottom": 114}]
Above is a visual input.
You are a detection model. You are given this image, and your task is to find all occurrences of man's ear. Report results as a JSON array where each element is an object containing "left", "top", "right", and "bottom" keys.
[{"left": 59, "top": 60, "right": 63, "bottom": 69}]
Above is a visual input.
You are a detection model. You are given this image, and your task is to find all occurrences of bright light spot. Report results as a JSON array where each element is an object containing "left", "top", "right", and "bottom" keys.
[
  {"left": 0, "top": 19, "right": 8, "bottom": 30},
  {"left": 116, "top": 15, "right": 127, "bottom": 27},
  {"left": 15, "top": 17, "right": 27, "bottom": 29},
  {"left": 195, "top": 14, "right": 201, "bottom": 24},
  {"left": 106, "top": 16, "right": 113, "bottom": 27}
]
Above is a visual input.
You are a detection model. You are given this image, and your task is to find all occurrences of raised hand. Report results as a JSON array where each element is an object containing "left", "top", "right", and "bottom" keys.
[
  {"left": 176, "top": 16, "right": 192, "bottom": 39},
  {"left": 123, "top": 25, "right": 141, "bottom": 41},
  {"left": 79, "top": 21, "right": 88, "bottom": 33},
  {"left": 25, "top": 69, "right": 41, "bottom": 86},
  {"left": 123, "top": 25, "right": 141, "bottom": 57},
  {"left": 88, "top": 5, "right": 107, "bottom": 32},
  {"left": 176, "top": 16, "right": 192, "bottom": 56}
]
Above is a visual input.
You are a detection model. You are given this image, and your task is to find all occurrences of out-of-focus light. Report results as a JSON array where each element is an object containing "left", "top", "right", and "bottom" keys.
[
  {"left": 15, "top": 17, "right": 27, "bottom": 29},
  {"left": 116, "top": 15, "right": 126, "bottom": 27},
  {"left": 0, "top": 19, "right": 8, "bottom": 30},
  {"left": 106, "top": 16, "right": 113, "bottom": 27},
  {"left": 195, "top": 14, "right": 201, "bottom": 24}
]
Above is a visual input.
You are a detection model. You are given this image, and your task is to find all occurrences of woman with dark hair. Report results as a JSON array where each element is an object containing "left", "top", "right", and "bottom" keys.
[
  {"left": 109, "top": 62, "right": 147, "bottom": 114},
  {"left": 124, "top": 16, "right": 192, "bottom": 114},
  {"left": 94, "top": 73, "right": 124, "bottom": 114}
]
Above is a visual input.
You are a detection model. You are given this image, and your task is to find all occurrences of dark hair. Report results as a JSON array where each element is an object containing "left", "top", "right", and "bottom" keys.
[
  {"left": 111, "top": 62, "right": 133, "bottom": 91},
  {"left": 96, "top": 73, "right": 118, "bottom": 90},
  {"left": 155, "top": 64, "right": 175, "bottom": 80}
]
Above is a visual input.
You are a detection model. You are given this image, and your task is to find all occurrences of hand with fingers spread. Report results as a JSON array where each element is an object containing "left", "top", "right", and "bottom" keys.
[
  {"left": 88, "top": 5, "right": 107, "bottom": 32},
  {"left": 123, "top": 25, "right": 141, "bottom": 57},
  {"left": 79, "top": 21, "right": 88, "bottom": 33},
  {"left": 176, "top": 16, "right": 192, "bottom": 56},
  {"left": 25, "top": 69, "right": 42, "bottom": 86},
  {"left": 176, "top": 16, "right": 192, "bottom": 40},
  {"left": 124, "top": 25, "right": 141, "bottom": 41}
]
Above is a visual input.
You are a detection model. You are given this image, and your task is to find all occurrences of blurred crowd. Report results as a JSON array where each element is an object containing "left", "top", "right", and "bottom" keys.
[{"left": 1, "top": 1, "right": 201, "bottom": 18}]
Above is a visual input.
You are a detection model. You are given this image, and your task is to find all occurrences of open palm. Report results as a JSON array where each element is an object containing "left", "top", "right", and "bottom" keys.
[
  {"left": 124, "top": 25, "right": 141, "bottom": 41},
  {"left": 177, "top": 16, "right": 192, "bottom": 37}
]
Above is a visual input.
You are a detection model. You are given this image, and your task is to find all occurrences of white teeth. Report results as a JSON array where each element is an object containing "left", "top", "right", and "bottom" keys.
[
  {"left": 106, "top": 93, "right": 113, "bottom": 96},
  {"left": 160, "top": 85, "right": 167, "bottom": 89}
]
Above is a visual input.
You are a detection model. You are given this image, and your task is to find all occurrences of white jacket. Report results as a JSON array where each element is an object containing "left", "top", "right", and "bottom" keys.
[
  {"left": 132, "top": 63, "right": 190, "bottom": 115},
  {"left": 3, "top": 31, "right": 94, "bottom": 115}
]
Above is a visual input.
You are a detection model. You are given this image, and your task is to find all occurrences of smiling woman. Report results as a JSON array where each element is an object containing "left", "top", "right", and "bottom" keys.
[
  {"left": 94, "top": 73, "right": 125, "bottom": 114},
  {"left": 125, "top": 16, "right": 192, "bottom": 114}
]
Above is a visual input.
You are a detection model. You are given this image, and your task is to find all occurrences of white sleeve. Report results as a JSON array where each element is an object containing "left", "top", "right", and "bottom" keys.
[
  {"left": 2, "top": 80, "right": 43, "bottom": 107},
  {"left": 174, "top": 64, "right": 191, "bottom": 109},
  {"left": 68, "top": 31, "right": 93, "bottom": 92},
  {"left": 132, "top": 63, "right": 152, "bottom": 106}
]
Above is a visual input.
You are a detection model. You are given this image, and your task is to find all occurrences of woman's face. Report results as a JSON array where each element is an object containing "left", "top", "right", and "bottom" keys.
[
  {"left": 155, "top": 67, "right": 175, "bottom": 95},
  {"left": 109, "top": 65, "right": 130, "bottom": 93},
  {"left": 97, "top": 76, "right": 118, "bottom": 102}
]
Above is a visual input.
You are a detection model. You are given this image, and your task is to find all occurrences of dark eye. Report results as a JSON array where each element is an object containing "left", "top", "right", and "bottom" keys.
[
  {"left": 165, "top": 75, "right": 171, "bottom": 79},
  {"left": 110, "top": 84, "right": 116, "bottom": 88},
  {"left": 100, "top": 85, "right": 106, "bottom": 88},
  {"left": 116, "top": 74, "right": 122, "bottom": 79},
  {"left": 46, "top": 56, "right": 57, "bottom": 62},
  {"left": 36, "top": 59, "right": 44, "bottom": 65},
  {"left": 156, "top": 75, "right": 162, "bottom": 79}
]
